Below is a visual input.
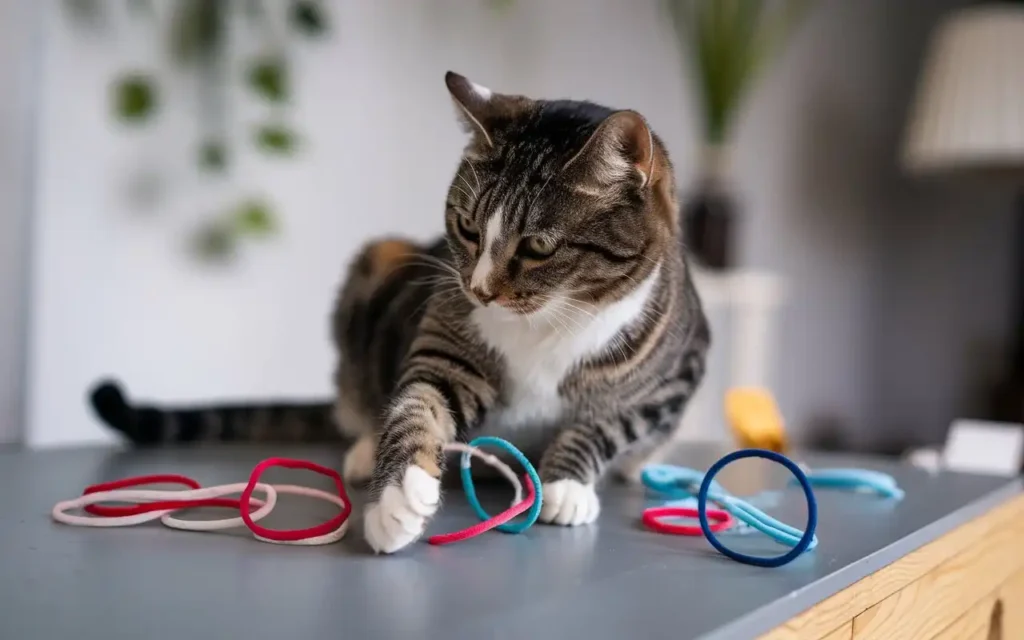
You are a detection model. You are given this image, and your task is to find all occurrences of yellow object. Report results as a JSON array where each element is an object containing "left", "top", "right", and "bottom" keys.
[{"left": 724, "top": 387, "right": 788, "bottom": 453}]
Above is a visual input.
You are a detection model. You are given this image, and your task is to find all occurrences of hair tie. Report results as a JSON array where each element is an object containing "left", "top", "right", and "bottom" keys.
[
  {"left": 460, "top": 436, "right": 543, "bottom": 534},
  {"left": 428, "top": 436, "right": 543, "bottom": 544},
  {"left": 697, "top": 449, "right": 818, "bottom": 568},
  {"left": 238, "top": 458, "right": 351, "bottom": 544},
  {"left": 52, "top": 483, "right": 279, "bottom": 529},
  {"left": 799, "top": 467, "right": 905, "bottom": 500},
  {"left": 81, "top": 474, "right": 260, "bottom": 517},
  {"left": 642, "top": 505, "right": 733, "bottom": 536},
  {"left": 427, "top": 440, "right": 531, "bottom": 544}
]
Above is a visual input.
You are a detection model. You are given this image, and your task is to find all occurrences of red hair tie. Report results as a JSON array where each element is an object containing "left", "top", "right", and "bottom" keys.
[
  {"left": 428, "top": 475, "right": 536, "bottom": 545},
  {"left": 239, "top": 458, "right": 352, "bottom": 543},
  {"left": 82, "top": 474, "right": 257, "bottom": 516},
  {"left": 642, "top": 506, "right": 733, "bottom": 536}
]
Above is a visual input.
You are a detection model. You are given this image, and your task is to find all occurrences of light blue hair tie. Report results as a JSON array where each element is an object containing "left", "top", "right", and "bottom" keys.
[
  {"left": 460, "top": 436, "right": 543, "bottom": 534},
  {"left": 799, "top": 467, "right": 905, "bottom": 500}
]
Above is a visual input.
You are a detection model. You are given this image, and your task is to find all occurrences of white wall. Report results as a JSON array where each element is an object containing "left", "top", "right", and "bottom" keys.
[
  {"left": 27, "top": 0, "right": 1014, "bottom": 449},
  {"left": 0, "top": 0, "right": 37, "bottom": 443}
]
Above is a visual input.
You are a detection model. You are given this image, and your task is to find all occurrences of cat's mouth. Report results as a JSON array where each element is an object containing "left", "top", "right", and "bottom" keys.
[
  {"left": 498, "top": 298, "right": 544, "bottom": 315},
  {"left": 464, "top": 286, "right": 545, "bottom": 316}
]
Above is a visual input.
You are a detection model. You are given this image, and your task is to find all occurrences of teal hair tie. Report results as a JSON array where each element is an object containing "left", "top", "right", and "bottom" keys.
[{"left": 460, "top": 436, "right": 543, "bottom": 534}]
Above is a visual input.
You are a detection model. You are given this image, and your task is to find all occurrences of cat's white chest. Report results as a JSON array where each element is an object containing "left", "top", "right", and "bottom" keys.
[
  {"left": 472, "top": 315, "right": 577, "bottom": 429},
  {"left": 469, "top": 272, "right": 659, "bottom": 436}
]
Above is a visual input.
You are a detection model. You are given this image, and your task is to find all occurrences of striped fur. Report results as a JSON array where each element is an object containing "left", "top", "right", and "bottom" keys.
[{"left": 87, "top": 72, "right": 710, "bottom": 554}]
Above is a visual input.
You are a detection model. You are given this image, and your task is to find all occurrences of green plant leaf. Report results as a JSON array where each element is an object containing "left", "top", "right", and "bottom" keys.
[
  {"left": 112, "top": 74, "right": 157, "bottom": 122},
  {"left": 193, "top": 222, "right": 236, "bottom": 261},
  {"left": 232, "top": 199, "right": 278, "bottom": 236},
  {"left": 665, "top": 0, "right": 816, "bottom": 144},
  {"left": 247, "top": 58, "right": 289, "bottom": 103},
  {"left": 290, "top": 1, "right": 328, "bottom": 36},
  {"left": 254, "top": 124, "right": 299, "bottom": 155},
  {"left": 198, "top": 140, "right": 228, "bottom": 172},
  {"left": 171, "top": 0, "right": 224, "bottom": 64}
]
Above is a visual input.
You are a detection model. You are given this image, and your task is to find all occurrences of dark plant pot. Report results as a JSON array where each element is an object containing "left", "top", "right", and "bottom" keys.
[{"left": 681, "top": 186, "right": 736, "bottom": 270}]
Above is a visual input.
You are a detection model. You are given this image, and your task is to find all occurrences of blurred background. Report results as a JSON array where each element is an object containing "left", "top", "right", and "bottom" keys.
[{"left": 0, "top": 0, "right": 1020, "bottom": 456}]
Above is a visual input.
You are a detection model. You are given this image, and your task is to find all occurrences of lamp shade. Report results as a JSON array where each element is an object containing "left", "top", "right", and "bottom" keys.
[{"left": 903, "top": 5, "right": 1024, "bottom": 174}]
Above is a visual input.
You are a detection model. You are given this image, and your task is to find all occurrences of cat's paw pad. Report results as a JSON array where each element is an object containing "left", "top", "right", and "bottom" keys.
[
  {"left": 363, "top": 465, "right": 440, "bottom": 554},
  {"left": 342, "top": 436, "right": 375, "bottom": 484},
  {"left": 539, "top": 479, "right": 600, "bottom": 526}
]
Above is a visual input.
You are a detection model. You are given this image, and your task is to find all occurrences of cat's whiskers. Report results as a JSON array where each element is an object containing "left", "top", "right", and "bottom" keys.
[
  {"left": 411, "top": 285, "right": 465, "bottom": 318},
  {"left": 381, "top": 256, "right": 461, "bottom": 283},
  {"left": 543, "top": 308, "right": 578, "bottom": 341},
  {"left": 540, "top": 298, "right": 588, "bottom": 338},
  {"left": 554, "top": 297, "right": 597, "bottom": 321},
  {"left": 466, "top": 160, "right": 481, "bottom": 189},
  {"left": 559, "top": 290, "right": 638, "bottom": 364},
  {"left": 410, "top": 274, "right": 459, "bottom": 287},
  {"left": 449, "top": 184, "right": 475, "bottom": 203},
  {"left": 456, "top": 172, "right": 479, "bottom": 199}
]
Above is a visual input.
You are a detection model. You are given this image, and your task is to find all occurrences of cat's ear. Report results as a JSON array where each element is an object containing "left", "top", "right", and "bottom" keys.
[
  {"left": 565, "top": 110, "right": 656, "bottom": 191},
  {"left": 445, "top": 71, "right": 528, "bottom": 150}
]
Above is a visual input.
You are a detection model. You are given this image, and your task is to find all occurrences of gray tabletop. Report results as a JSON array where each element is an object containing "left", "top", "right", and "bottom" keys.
[{"left": 0, "top": 443, "right": 1020, "bottom": 640}]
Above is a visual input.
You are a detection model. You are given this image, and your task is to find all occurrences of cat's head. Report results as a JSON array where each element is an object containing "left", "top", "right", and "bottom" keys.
[{"left": 442, "top": 72, "right": 678, "bottom": 317}]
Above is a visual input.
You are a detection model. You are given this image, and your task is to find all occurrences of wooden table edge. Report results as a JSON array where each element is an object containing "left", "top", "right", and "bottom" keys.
[{"left": 757, "top": 488, "right": 1024, "bottom": 640}]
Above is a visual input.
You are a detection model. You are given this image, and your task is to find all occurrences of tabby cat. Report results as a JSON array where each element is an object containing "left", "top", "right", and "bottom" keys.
[{"left": 89, "top": 72, "right": 710, "bottom": 554}]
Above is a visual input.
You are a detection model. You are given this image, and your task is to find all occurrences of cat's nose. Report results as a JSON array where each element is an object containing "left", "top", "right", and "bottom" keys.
[{"left": 472, "top": 286, "right": 497, "bottom": 304}]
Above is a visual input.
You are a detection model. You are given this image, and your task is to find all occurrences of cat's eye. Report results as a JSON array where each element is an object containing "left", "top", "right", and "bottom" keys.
[
  {"left": 456, "top": 215, "right": 479, "bottom": 242},
  {"left": 518, "top": 235, "right": 558, "bottom": 260}
]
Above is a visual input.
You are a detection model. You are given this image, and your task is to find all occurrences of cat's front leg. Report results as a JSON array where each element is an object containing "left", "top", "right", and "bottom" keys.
[
  {"left": 538, "top": 402, "right": 688, "bottom": 526},
  {"left": 536, "top": 421, "right": 615, "bottom": 526},
  {"left": 364, "top": 354, "right": 496, "bottom": 553},
  {"left": 363, "top": 382, "right": 452, "bottom": 553}
]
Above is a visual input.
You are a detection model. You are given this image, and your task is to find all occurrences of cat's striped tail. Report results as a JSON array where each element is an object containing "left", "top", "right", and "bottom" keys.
[{"left": 89, "top": 379, "right": 344, "bottom": 446}]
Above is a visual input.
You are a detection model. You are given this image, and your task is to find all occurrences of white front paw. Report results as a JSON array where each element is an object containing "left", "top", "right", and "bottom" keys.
[
  {"left": 363, "top": 465, "right": 440, "bottom": 554},
  {"left": 539, "top": 479, "right": 601, "bottom": 526}
]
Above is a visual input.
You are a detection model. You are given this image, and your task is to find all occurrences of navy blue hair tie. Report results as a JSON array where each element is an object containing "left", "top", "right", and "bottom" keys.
[{"left": 697, "top": 448, "right": 818, "bottom": 568}]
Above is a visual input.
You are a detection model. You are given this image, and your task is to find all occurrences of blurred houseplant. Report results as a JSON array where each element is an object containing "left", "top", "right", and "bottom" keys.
[
  {"left": 664, "top": 0, "right": 815, "bottom": 270},
  {"left": 63, "top": 0, "right": 329, "bottom": 261}
]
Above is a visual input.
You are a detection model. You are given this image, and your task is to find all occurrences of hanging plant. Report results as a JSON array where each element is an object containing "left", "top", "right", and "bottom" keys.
[
  {"left": 664, "top": 0, "right": 816, "bottom": 147},
  {"left": 62, "top": 0, "right": 331, "bottom": 263},
  {"left": 662, "top": 0, "right": 816, "bottom": 270}
]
